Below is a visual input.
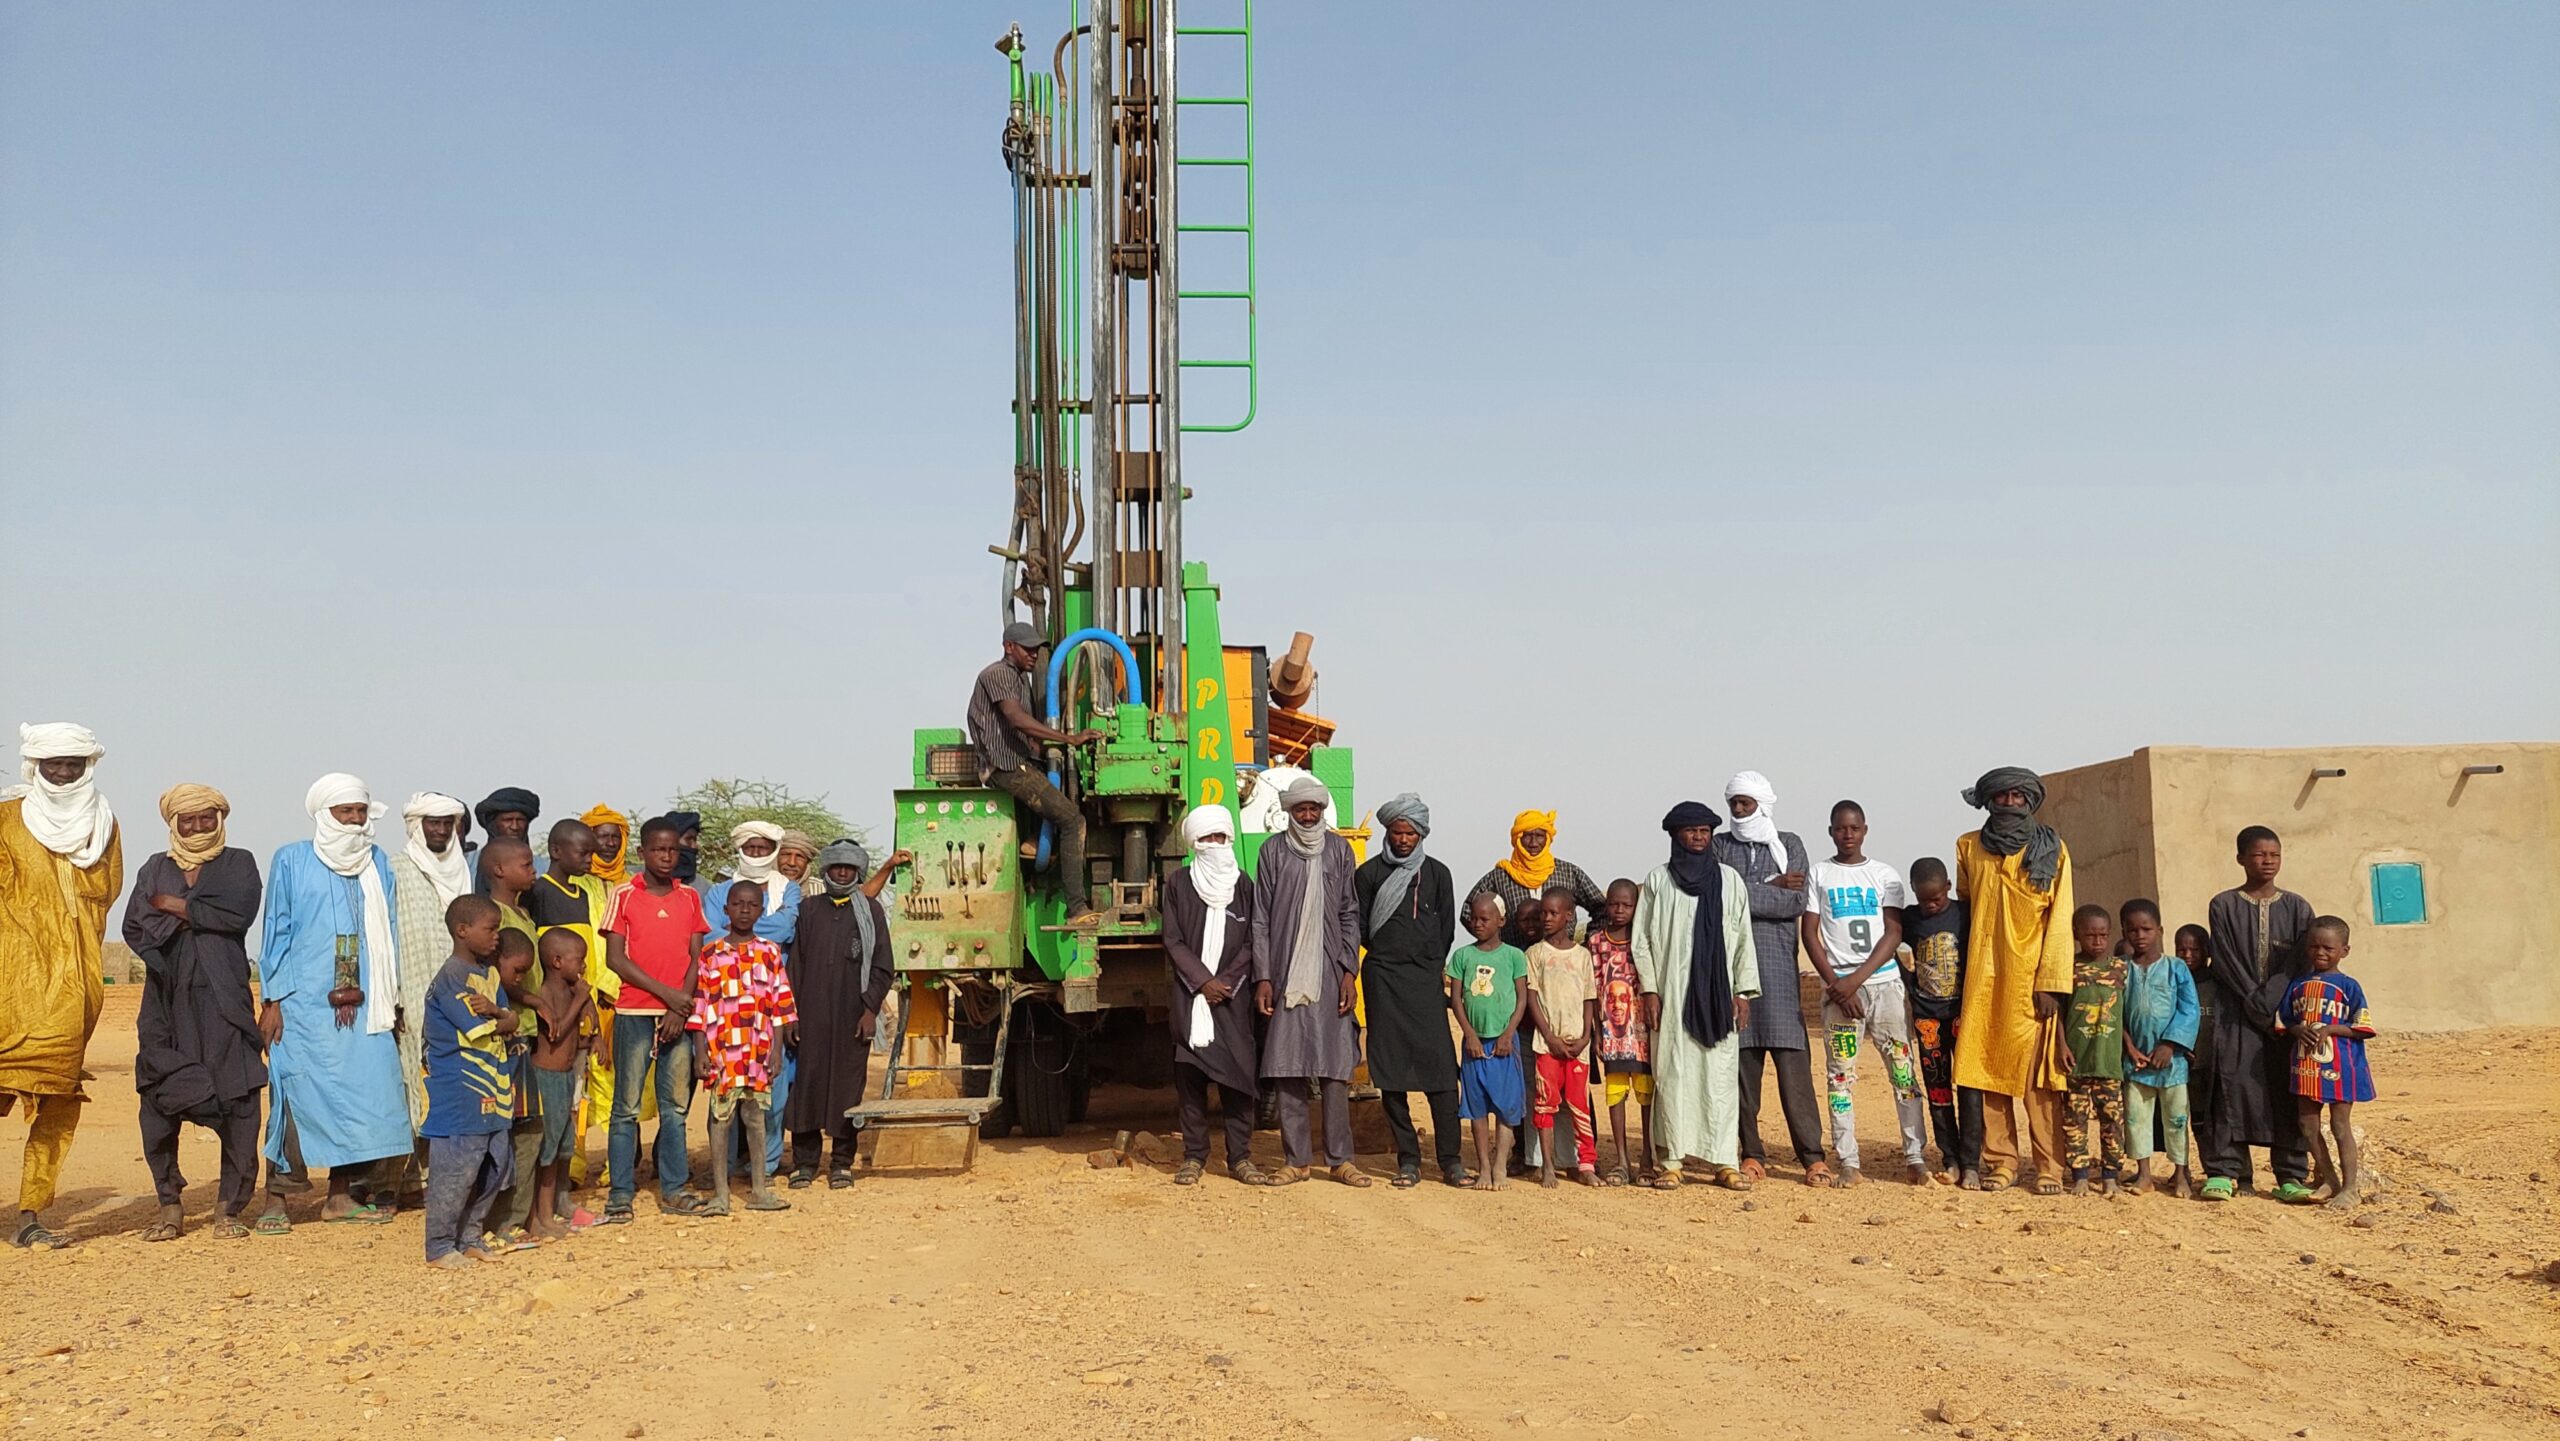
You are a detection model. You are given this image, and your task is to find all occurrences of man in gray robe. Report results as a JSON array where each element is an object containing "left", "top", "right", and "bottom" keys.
[
  {"left": 1714, "top": 770, "right": 1830, "bottom": 1185},
  {"left": 1251, "top": 777, "right": 1365, "bottom": 1186}
]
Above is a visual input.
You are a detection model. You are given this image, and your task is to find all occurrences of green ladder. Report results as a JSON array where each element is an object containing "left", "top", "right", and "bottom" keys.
[{"left": 1174, "top": 1, "right": 1258, "bottom": 433}]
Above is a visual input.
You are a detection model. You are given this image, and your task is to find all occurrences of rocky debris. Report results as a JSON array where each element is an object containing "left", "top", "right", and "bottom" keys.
[{"left": 1935, "top": 1396, "right": 1980, "bottom": 1425}]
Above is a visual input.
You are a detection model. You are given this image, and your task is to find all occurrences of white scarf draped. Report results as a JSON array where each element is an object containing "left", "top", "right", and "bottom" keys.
[
  {"left": 15, "top": 722, "right": 114, "bottom": 868},
  {"left": 1724, "top": 770, "right": 1788, "bottom": 877},
  {"left": 401, "top": 792, "right": 471, "bottom": 912},
  {"left": 729, "top": 820, "right": 788, "bottom": 915},
  {"left": 306, "top": 773, "right": 398, "bottom": 1035},
  {"left": 1181, "top": 805, "right": 1241, "bottom": 1047}
]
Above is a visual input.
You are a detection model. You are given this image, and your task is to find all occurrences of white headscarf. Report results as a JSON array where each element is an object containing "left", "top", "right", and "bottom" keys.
[
  {"left": 15, "top": 723, "right": 115, "bottom": 868},
  {"left": 401, "top": 792, "right": 471, "bottom": 911},
  {"left": 1180, "top": 805, "right": 1241, "bottom": 1047},
  {"left": 730, "top": 820, "right": 788, "bottom": 915},
  {"left": 1722, "top": 770, "right": 1787, "bottom": 877},
  {"left": 305, "top": 773, "right": 398, "bottom": 1035}
]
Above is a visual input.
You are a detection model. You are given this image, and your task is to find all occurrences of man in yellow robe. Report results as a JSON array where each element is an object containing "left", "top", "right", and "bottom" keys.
[
  {"left": 1949, "top": 766, "right": 2074, "bottom": 1193},
  {"left": 0, "top": 723, "right": 123, "bottom": 1248}
]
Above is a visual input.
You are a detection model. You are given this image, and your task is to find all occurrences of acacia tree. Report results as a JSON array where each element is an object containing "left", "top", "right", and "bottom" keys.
[{"left": 669, "top": 778, "right": 862, "bottom": 881}]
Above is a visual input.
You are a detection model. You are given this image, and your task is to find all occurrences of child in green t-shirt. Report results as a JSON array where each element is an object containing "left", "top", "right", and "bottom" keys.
[
  {"left": 2063, "top": 905, "right": 2128, "bottom": 1197},
  {"left": 1446, "top": 892, "right": 1529, "bottom": 1191}
]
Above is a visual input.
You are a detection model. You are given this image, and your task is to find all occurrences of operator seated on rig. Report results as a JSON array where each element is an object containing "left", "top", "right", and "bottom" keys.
[{"left": 970, "top": 621, "right": 1105, "bottom": 928}]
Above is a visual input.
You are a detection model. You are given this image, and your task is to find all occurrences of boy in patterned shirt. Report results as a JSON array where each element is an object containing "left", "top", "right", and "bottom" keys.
[
  {"left": 2062, "top": 905, "right": 2128, "bottom": 1197},
  {"left": 420, "top": 896, "right": 521, "bottom": 1267},
  {"left": 690, "top": 880, "right": 798, "bottom": 1215},
  {"left": 1588, "top": 878, "right": 1653, "bottom": 1185},
  {"left": 2276, "top": 917, "right": 2376, "bottom": 1209}
]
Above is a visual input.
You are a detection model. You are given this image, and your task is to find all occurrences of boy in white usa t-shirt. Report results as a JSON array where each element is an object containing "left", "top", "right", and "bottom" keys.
[{"left": 1800, "top": 800, "right": 1929, "bottom": 1186}]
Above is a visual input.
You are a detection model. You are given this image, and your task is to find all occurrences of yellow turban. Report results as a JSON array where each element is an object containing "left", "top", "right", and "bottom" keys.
[
  {"left": 1499, "top": 809, "right": 1557, "bottom": 890},
  {"left": 582, "top": 804, "right": 634, "bottom": 885},
  {"left": 158, "top": 783, "right": 230, "bottom": 869}
]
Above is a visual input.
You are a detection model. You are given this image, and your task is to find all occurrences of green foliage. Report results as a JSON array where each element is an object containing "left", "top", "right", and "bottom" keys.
[{"left": 668, "top": 778, "right": 862, "bottom": 881}]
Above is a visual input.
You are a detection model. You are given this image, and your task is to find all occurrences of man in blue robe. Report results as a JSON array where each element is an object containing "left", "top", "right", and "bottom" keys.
[{"left": 256, "top": 773, "right": 415, "bottom": 1229}]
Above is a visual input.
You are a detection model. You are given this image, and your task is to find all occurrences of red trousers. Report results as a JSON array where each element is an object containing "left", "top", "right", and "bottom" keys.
[{"left": 1533, "top": 1052, "right": 1598, "bottom": 1169}]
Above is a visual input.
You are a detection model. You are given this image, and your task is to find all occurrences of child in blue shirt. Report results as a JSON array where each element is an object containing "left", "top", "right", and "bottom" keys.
[
  {"left": 2116, "top": 900, "right": 2199, "bottom": 1198},
  {"left": 420, "top": 895, "right": 521, "bottom": 1268}
]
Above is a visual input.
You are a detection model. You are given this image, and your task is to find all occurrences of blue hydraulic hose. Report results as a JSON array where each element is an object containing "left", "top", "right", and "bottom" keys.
[{"left": 1033, "top": 627, "right": 1144, "bottom": 870}]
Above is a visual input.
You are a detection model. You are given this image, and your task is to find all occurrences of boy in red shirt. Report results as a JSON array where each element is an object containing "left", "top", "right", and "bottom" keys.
[{"left": 599, "top": 817, "right": 709, "bottom": 1222}]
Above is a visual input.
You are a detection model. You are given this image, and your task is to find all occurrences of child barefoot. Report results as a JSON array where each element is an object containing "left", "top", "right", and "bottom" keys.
[
  {"left": 1588, "top": 879, "right": 1655, "bottom": 1186},
  {"left": 2118, "top": 902, "right": 2198, "bottom": 1198},
  {"left": 1446, "top": 893, "right": 1528, "bottom": 1191},
  {"left": 2062, "top": 906, "right": 2127, "bottom": 1198},
  {"left": 2276, "top": 917, "right": 2376, "bottom": 1208}
]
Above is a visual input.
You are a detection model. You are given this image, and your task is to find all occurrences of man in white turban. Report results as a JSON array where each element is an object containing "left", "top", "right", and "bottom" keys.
[
  {"left": 390, "top": 793, "right": 472, "bottom": 1136},
  {"left": 0, "top": 723, "right": 122, "bottom": 1248},
  {"left": 255, "top": 774, "right": 417, "bottom": 1230},
  {"left": 1713, "top": 770, "right": 1829, "bottom": 1186}
]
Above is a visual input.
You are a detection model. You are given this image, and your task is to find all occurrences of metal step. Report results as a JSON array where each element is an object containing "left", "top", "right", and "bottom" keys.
[{"left": 848, "top": 1095, "right": 1004, "bottom": 1127}]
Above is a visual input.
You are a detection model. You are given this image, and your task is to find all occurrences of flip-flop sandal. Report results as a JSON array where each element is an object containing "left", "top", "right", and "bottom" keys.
[
  {"left": 325, "top": 1204, "right": 395, "bottom": 1225},
  {"left": 210, "top": 1218, "right": 252, "bottom": 1240},
  {"left": 2032, "top": 1178, "right": 2064, "bottom": 1196},
  {"left": 2271, "top": 1182, "right": 2320, "bottom": 1205},
  {"left": 254, "top": 1211, "right": 293, "bottom": 1236},
  {"left": 1390, "top": 1166, "right": 1421, "bottom": 1189},
  {"left": 2198, "top": 1177, "right": 2236, "bottom": 1202}
]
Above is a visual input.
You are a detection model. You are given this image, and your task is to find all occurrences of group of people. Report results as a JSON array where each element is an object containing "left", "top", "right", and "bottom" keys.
[
  {"left": 1157, "top": 767, "right": 2377, "bottom": 1209},
  {"left": 0, "top": 716, "right": 2381, "bottom": 1258},
  {"left": 0, "top": 723, "right": 907, "bottom": 1261}
]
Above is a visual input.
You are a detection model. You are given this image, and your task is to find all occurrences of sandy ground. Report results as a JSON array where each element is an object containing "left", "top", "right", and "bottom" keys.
[{"left": 2, "top": 988, "right": 2554, "bottom": 1441}]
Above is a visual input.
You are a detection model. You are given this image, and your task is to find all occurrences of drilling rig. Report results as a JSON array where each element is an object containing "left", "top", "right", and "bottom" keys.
[{"left": 853, "top": 2, "right": 1358, "bottom": 1159}]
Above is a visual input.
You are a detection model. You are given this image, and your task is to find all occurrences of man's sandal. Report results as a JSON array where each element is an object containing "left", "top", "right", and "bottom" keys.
[
  {"left": 141, "top": 1219, "right": 183, "bottom": 1244},
  {"left": 1391, "top": 1164, "right": 1422, "bottom": 1189},
  {"left": 1172, "top": 1159, "right": 1206, "bottom": 1186},
  {"left": 1651, "top": 1169, "right": 1685, "bottom": 1190},
  {"left": 2198, "top": 1176, "right": 2237, "bottom": 1202},
  {"left": 2032, "top": 1176, "right": 2064, "bottom": 1196},
  {"left": 2271, "top": 1181, "right": 2321, "bottom": 1205},
  {"left": 1228, "top": 1160, "right": 1271, "bottom": 1186},
  {"left": 1713, "top": 1166, "right": 1754, "bottom": 1191},
  {"left": 1329, "top": 1163, "right": 1372, "bottom": 1188},
  {"left": 1263, "top": 1165, "right": 1309, "bottom": 1187},
  {"left": 1802, "top": 1161, "right": 1836, "bottom": 1187}
]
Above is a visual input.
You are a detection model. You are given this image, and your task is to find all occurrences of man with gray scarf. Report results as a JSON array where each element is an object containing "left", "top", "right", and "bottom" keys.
[
  {"left": 1251, "top": 777, "right": 1367, "bottom": 1186},
  {"left": 782, "top": 840, "right": 898, "bottom": 1189}
]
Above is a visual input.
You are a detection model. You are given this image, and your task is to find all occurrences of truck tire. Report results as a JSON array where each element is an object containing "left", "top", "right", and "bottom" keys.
[{"left": 1007, "top": 1002, "right": 1073, "bottom": 1139}]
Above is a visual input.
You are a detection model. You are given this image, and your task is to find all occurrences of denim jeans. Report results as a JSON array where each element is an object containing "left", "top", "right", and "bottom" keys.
[{"left": 609, "top": 1013, "right": 695, "bottom": 1207}]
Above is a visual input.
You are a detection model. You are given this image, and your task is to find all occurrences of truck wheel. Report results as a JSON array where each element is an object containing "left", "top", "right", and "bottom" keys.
[{"left": 1007, "top": 1002, "right": 1073, "bottom": 1139}]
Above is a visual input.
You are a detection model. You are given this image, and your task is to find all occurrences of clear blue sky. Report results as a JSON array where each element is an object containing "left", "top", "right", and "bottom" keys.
[{"left": 5, "top": 2, "right": 2554, "bottom": 895}]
